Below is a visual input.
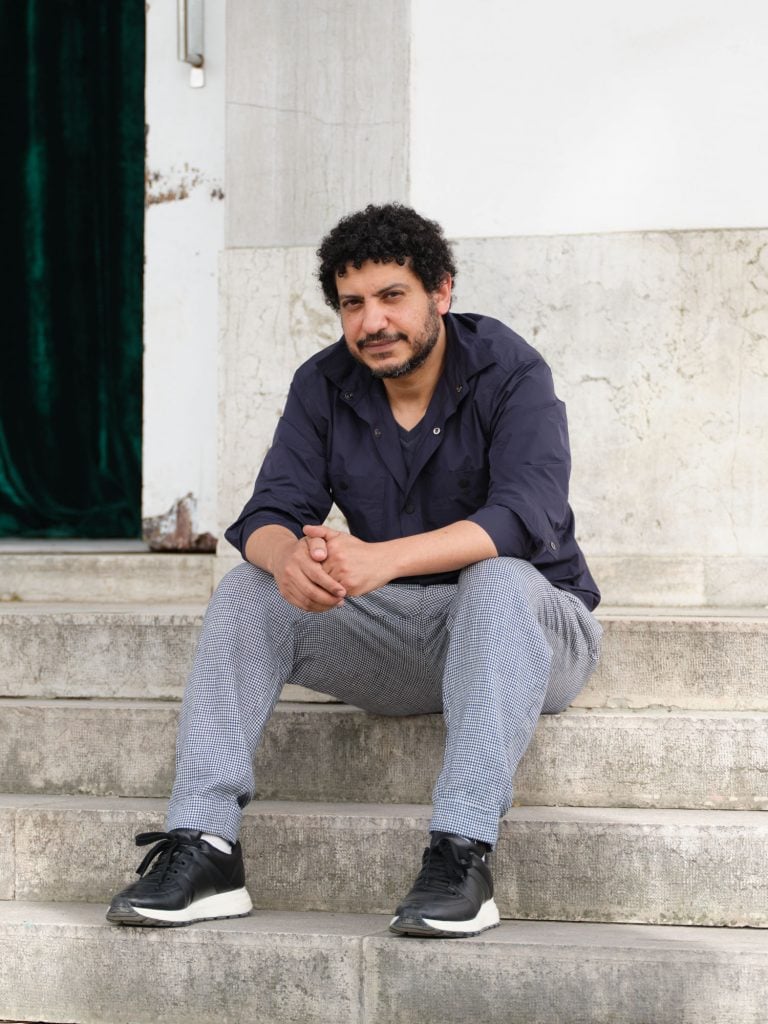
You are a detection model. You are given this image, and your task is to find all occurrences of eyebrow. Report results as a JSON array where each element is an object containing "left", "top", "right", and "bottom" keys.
[{"left": 337, "top": 281, "right": 412, "bottom": 301}]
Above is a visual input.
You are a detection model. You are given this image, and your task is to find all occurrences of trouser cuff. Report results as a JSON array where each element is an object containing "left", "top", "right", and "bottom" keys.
[
  {"left": 429, "top": 801, "right": 501, "bottom": 847},
  {"left": 166, "top": 796, "right": 243, "bottom": 846}
]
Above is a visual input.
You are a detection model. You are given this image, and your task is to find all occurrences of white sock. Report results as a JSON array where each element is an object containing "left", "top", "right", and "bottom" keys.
[{"left": 201, "top": 833, "right": 232, "bottom": 854}]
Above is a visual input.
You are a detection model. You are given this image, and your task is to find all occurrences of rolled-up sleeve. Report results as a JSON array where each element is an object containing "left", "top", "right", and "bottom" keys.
[
  {"left": 467, "top": 359, "right": 571, "bottom": 561},
  {"left": 224, "top": 376, "right": 333, "bottom": 557}
]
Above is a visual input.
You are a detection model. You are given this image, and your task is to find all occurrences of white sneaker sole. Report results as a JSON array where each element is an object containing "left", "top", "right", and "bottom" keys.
[
  {"left": 132, "top": 887, "right": 253, "bottom": 924},
  {"left": 390, "top": 897, "right": 500, "bottom": 937}
]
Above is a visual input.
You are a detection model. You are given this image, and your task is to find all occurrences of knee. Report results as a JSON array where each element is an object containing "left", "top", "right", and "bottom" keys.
[
  {"left": 216, "top": 560, "right": 273, "bottom": 594},
  {"left": 209, "top": 561, "right": 279, "bottom": 616},
  {"left": 458, "top": 557, "right": 540, "bottom": 605},
  {"left": 452, "top": 559, "right": 550, "bottom": 656}
]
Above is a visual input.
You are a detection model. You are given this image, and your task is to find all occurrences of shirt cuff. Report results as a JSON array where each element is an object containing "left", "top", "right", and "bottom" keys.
[
  {"left": 467, "top": 505, "right": 533, "bottom": 559},
  {"left": 224, "top": 512, "right": 303, "bottom": 558}
]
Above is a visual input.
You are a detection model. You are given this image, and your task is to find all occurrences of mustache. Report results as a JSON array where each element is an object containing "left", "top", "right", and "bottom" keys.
[{"left": 357, "top": 331, "right": 407, "bottom": 349}]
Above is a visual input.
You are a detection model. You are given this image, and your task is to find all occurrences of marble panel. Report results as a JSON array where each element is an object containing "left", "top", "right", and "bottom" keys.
[
  {"left": 217, "top": 229, "right": 768, "bottom": 603},
  {"left": 226, "top": 0, "right": 409, "bottom": 247}
]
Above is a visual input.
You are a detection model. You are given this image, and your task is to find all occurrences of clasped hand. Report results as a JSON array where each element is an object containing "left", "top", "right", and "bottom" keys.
[
  {"left": 303, "top": 524, "right": 393, "bottom": 600},
  {"left": 270, "top": 525, "right": 392, "bottom": 613}
]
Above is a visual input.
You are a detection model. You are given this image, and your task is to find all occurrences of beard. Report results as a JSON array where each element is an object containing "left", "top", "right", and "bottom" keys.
[{"left": 358, "top": 301, "right": 442, "bottom": 379}]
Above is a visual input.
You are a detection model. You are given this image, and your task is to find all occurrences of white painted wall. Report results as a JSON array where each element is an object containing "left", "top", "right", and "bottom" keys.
[
  {"left": 410, "top": 0, "right": 768, "bottom": 237},
  {"left": 143, "top": 0, "right": 225, "bottom": 533}
]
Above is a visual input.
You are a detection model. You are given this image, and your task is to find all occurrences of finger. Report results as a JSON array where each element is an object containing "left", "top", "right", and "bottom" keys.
[
  {"left": 303, "top": 536, "right": 328, "bottom": 562},
  {"left": 285, "top": 578, "right": 345, "bottom": 611},
  {"left": 304, "top": 560, "right": 346, "bottom": 598},
  {"left": 302, "top": 524, "right": 341, "bottom": 541},
  {"left": 286, "top": 555, "right": 346, "bottom": 599}
]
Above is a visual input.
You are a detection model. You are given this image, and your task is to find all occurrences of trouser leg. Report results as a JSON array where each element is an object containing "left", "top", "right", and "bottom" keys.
[
  {"left": 166, "top": 562, "right": 307, "bottom": 843},
  {"left": 430, "top": 557, "right": 602, "bottom": 846},
  {"left": 166, "top": 567, "right": 448, "bottom": 842}
]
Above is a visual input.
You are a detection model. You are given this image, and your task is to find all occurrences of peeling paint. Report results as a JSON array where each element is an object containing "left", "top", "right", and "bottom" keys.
[
  {"left": 145, "top": 165, "right": 225, "bottom": 208},
  {"left": 142, "top": 493, "right": 217, "bottom": 553},
  {"left": 147, "top": 186, "right": 190, "bottom": 206}
]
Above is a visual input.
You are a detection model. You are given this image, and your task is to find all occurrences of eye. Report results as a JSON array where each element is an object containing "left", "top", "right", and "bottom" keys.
[
  {"left": 384, "top": 290, "right": 404, "bottom": 301},
  {"left": 341, "top": 298, "right": 362, "bottom": 310}
]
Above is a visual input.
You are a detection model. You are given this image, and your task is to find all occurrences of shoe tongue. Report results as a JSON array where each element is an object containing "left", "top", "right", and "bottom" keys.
[
  {"left": 431, "top": 832, "right": 474, "bottom": 856},
  {"left": 432, "top": 832, "right": 490, "bottom": 857}
]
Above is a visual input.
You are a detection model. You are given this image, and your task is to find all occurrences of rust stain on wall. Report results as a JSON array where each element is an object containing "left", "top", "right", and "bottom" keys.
[{"left": 142, "top": 493, "right": 217, "bottom": 553}]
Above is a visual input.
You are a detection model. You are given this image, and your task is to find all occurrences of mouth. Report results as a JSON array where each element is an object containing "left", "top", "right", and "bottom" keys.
[{"left": 358, "top": 333, "right": 407, "bottom": 352}]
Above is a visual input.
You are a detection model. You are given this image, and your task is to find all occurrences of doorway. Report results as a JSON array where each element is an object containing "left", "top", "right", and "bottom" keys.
[{"left": 0, "top": 0, "right": 144, "bottom": 538}]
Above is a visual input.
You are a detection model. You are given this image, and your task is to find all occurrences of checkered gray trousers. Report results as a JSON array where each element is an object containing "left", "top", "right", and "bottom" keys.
[{"left": 167, "top": 557, "right": 602, "bottom": 846}]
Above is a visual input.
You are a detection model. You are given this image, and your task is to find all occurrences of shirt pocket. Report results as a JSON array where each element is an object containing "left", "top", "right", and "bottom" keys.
[
  {"left": 329, "top": 468, "right": 389, "bottom": 538},
  {"left": 420, "top": 464, "right": 490, "bottom": 525}
]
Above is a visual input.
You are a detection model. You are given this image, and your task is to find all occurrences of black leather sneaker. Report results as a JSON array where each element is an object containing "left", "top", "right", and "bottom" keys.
[
  {"left": 389, "top": 832, "right": 500, "bottom": 937},
  {"left": 106, "top": 829, "right": 253, "bottom": 927}
]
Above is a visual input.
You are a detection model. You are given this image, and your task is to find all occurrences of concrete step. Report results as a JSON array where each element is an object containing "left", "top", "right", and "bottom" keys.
[
  {"left": 0, "top": 602, "right": 203, "bottom": 699},
  {"left": 2, "top": 795, "right": 766, "bottom": 926},
  {"left": 2, "top": 902, "right": 767, "bottom": 1024},
  {"left": 2, "top": 699, "right": 765, "bottom": 811},
  {"left": 0, "top": 548, "right": 215, "bottom": 603},
  {"left": 583, "top": 607, "right": 768, "bottom": 710},
  {"left": 1, "top": 603, "right": 767, "bottom": 707}
]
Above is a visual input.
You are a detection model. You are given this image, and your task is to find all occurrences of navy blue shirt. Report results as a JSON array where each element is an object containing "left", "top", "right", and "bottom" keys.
[{"left": 225, "top": 312, "right": 600, "bottom": 610}]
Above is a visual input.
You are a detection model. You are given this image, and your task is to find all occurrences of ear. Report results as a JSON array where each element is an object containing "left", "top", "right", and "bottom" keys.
[{"left": 434, "top": 273, "right": 453, "bottom": 314}]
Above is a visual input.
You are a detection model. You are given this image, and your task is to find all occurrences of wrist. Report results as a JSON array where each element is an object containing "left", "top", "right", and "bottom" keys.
[
  {"left": 381, "top": 538, "right": 407, "bottom": 579},
  {"left": 245, "top": 524, "right": 300, "bottom": 575}
]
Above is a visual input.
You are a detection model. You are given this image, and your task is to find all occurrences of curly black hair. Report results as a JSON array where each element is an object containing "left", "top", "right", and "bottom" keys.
[{"left": 317, "top": 203, "right": 457, "bottom": 310}]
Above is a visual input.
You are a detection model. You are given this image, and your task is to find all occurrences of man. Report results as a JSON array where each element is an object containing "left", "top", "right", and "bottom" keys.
[{"left": 107, "top": 203, "right": 601, "bottom": 937}]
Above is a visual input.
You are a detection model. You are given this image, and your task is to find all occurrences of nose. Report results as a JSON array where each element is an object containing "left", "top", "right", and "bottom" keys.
[{"left": 360, "top": 300, "right": 388, "bottom": 337}]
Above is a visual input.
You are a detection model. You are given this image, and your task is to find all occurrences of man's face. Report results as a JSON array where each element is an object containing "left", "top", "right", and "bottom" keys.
[{"left": 336, "top": 261, "right": 452, "bottom": 379}]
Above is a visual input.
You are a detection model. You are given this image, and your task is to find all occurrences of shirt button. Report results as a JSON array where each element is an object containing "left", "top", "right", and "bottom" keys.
[
  {"left": 374, "top": 428, "right": 382, "bottom": 438},
  {"left": 455, "top": 385, "right": 463, "bottom": 393},
  {"left": 549, "top": 540, "right": 557, "bottom": 550},
  {"left": 432, "top": 426, "right": 441, "bottom": 435},
  {"left": 404, "top": 503, "right": 415, "bottom": 514},
  {"left": 343, "top": 391, "right": 354, "bottom": 400}
]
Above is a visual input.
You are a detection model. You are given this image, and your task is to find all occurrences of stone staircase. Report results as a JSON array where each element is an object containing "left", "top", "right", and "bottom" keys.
[{"left": 1, "top": 549, "right": 767, "bottom": 1023}]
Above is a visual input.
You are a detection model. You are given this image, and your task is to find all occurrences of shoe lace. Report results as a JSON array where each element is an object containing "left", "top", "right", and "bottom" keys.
[
  {"left": 412, "top": 838, "right": 469, "bottom": 895},
  {"left": 133, "top": 831, "right": 192, "bottom": 881}
]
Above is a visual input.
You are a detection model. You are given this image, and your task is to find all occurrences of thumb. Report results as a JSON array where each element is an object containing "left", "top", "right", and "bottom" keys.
[{"left": 304, "top": 536, "right": 328, "bottom": 561}]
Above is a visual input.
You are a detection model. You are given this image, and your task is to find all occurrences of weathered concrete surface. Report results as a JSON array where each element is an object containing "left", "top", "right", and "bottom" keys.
[
  {"left": 0, "top": 902, "right": 370, "bottom": 1024},
  {"left": 0, "top": 804, "right": 14, "bottom": 899},
  {"left": 2, "top": 700, "right": 766, "bottom": 811},
  {"left": 588, "top": 554, "right": 768, "bottom": 608},
  {"left": 0, "top": 603, "right": 202, "bottom": 699},
  {"left": 577, "top": 610, "right": 768, "bottom": 710},
  {"left": 2, "top": 903, "right": 768, "bottom": 1024},
  {"left": 5, "top": 796, "right": 767, "bottom": 927},
  {"left": 2, "top": 604, "right": 767, "bottom": 707},
  {"left": 0, "top": 553, "right": 215, "bottom": 603},
  {"left": 241, "top": 803, "right": 768, "bottom": 927},
  {"left": 363, "top": 918, "right": 768, "bottom": 1024}
]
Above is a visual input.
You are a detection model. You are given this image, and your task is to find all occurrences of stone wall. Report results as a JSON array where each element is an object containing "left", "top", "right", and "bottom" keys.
[{"left": 217, "top": 230, "right": 768, "bottom": 606}]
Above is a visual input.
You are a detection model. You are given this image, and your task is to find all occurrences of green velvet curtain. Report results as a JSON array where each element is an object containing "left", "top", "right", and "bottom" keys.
[{"left": 0, "top": 0, "right": 144, "bottom": 537}]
